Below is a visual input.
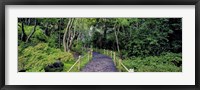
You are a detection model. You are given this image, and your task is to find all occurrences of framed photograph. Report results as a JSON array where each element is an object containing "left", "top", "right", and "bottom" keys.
[{"left": 0, "top": 0, "right": 199, "bottom": 90}]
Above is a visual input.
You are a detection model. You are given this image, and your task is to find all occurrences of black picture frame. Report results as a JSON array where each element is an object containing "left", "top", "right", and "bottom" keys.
[{"left": 0, "top": 0, "right": 199, "bottom": 90}]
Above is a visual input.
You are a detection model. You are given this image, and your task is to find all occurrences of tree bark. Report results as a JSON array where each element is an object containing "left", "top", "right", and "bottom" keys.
[
  {"left": 68, "top": 19, "right": 78, "bottom": 51},
  {"left": 26, "top": 19, "right": 37, "bottom": 43},
  {"left": 114, "top": 25, "right": 121, "bottom": 58},
  {"left": 66, "top": 18, "right": 75, "bottom": 52},
  {"left": 68, "top": 33, "right": 76, "bottom": 50},
  {"left": 28, "top": 18, "right": 31, "bottom": 25},
  {"left": 58, "top": 18, "right": 62, "bottom": 49},
  {"left": 21, "top": 21, "right": 27, "bottom": 42},
  {"left": 63, "top": 18, "right": 72, "bottom": 52},
  {"left": 44, "top": 22, "right": 50, "bottom": 36}
]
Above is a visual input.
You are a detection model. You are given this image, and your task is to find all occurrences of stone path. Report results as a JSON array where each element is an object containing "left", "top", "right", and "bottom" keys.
[{"left": 81, "top": 52, "right": 118, "bottom": 72}]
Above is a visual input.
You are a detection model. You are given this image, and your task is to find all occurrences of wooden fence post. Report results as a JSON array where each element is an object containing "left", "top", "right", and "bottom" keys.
[
  {"left": 88, "top": 51, "right": 90, "bottom": 61},
  {"left": 118, "top": 59, "right": 122, "bottom": 72},
  {"left": 91, "top": 49, "right": 93, "bottom": 58},
  {"left": 104, "top": 49, "right": 105, "bottom": 54},
  {"left": 114, "top": 52, "right": 116, "bottom": 66},
  {"left": 78, "top": 56, "right": 81, "bottom": 71},
  {"left": 110, "top": 51, "right": 111, "bottom": 57}
]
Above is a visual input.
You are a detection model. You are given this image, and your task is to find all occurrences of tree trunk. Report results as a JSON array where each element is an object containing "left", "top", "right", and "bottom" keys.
[
  {"left": 44, "top": 23, "right": 50, "bottom": 36},
  {"left": 66, "top": 18, "right": 75, "bottom": 52},
  {"left": 25, "top": 18, "right": 28, "bottom": 25},
  {"left": 68, "top": 33, "right": 76, "bottom": 50},
  {"left": 76, "top": 32, "right": 80, "bottom": 42},
  {"left": 26, "top": 19, "right": 37, "bottom": 43},
  {"left": 68, "top": 31, "right": 77, "bottom": 50},
  {"left": 63, "top": 18, "right": 72, "bottom": 52},
  {"left": 58, "top": 18, "right": 62, "bottom": 49},
  {"left": 21, "top": 22, "right": 27, "bottom": 42},
  {"left": 68, "top": 19, "right": 78, "bottom": 51},
  {"left": 114, "top": 25, "right": 121, "bottom": 58},
  {"left": 28, "top": 18, "right": 31, "bottom": 25}
]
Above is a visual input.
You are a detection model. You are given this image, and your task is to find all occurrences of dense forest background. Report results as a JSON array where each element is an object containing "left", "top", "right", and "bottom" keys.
[{"left": 18, "top": 18, "right": 182, "bottom": 72}]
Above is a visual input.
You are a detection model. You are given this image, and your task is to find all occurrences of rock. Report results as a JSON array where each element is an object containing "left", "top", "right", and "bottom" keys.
[
  {"left": 19, "top": 69, "right": 26, "bottom": 72},
  {"left": 44, "top": 60, "right": 64, "bottom": 72}
]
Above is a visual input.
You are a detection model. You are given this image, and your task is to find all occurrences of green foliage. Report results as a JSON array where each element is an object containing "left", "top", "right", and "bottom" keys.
[
  {"left": 18, "top": 18, "right": 182, "bottom": 72},
  {"left": 91, "top": 18, "right": 182, "bottom": 58},
  {"left": 18, "top": 43, "right": 74, "bottom": 72},
  {"left": 62, "top": 61, "right": 76, "bottom": 72},
  {"left": 122, "top": 52, "right": 182, "bottom": 72},
  {"left": 18, "top": 24, "right": 48, "bottom": 43},
  {"left": 72, "top": 40, "right": 84, "bottom": 54},
  {"left": 46, "top": 34, "right": 59, "bottom": 48}
]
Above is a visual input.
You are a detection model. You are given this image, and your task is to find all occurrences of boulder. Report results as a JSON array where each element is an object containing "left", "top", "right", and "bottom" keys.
[{"left": 44, "top": 60, "right": 64, "bottom": 72}]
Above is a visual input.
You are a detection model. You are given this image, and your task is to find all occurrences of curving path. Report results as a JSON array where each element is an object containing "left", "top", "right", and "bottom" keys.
[{"left": 81, "top": 52, "right": 118, "bottom": 72}]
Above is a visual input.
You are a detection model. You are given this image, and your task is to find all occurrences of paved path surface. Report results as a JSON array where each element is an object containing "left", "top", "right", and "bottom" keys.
[{"left": 81, "top": 52, "right": 118, "bottom": 72}]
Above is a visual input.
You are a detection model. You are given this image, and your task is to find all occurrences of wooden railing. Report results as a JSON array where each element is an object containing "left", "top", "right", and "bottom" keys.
[
  {"left": 67, "top": 49, "right": 93, "bottom": 72},
  {"left": 68, "top": 56, "right": 82, "bottom": 72},
  {"left": 94, "top": 48, "right": 134, "bottom": 72}
]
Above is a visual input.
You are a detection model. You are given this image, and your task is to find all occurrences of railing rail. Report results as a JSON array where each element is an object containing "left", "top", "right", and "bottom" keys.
[
  {"left": 67, "top": 56, "right": 81, "bottom": 72},
  {"left": 68, "top": 49, "right": 93, "bottom": 72},
  {"left": 120, "top": 61, "right": 129, "bottom": 72}
]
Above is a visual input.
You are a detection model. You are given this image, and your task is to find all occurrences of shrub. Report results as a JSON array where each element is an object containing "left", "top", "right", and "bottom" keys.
[
  {"left": 18, "top": 43, "right": 74, "bottom": 72},
  {"left": 122, "top": 52, "right": 182, "bottom": 72},
  {"left": 72, "top": 40, "right": 85, "bottom": 54}
]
